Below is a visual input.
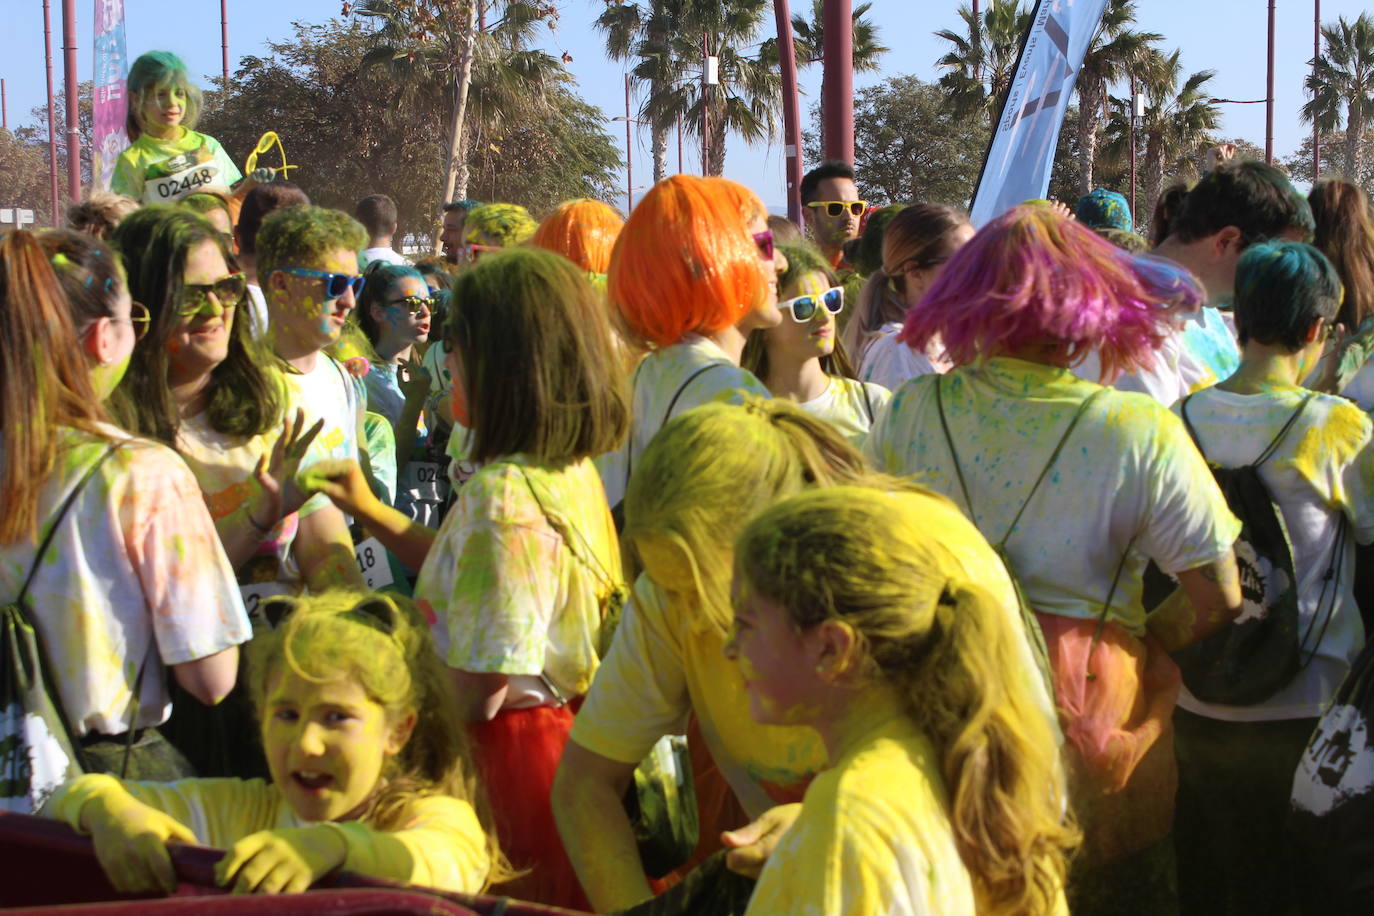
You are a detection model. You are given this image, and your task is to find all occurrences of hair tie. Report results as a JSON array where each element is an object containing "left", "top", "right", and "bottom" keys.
[{"left": 51, "top": 252, "right": 75, "bottom": 271}]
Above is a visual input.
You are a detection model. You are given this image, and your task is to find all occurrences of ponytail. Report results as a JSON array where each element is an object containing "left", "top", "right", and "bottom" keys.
[
  {"left": 0, "top": 231, "right": 112, "bottom": 544},
  {"left": 737, "top": 485, "right": 1077, "bottom": 914}
]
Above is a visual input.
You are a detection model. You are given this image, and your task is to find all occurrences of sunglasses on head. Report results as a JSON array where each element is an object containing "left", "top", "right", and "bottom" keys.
[
  {"left": 387, "top": 295, "right": 431, "bottom": 316},
  {"left": 128, "top": 301, "right": 151, "bottom": 340},
  {"left": 270, "top": 267, "right": 366, "bottom": 300},
  {"left": 780, "top": 286, "right": 844, "bottom": 322},
  {"left": 177, "top": 272, "right": 248, "bottom": 318},
  {"left": 806, "top": 200, "right": 867, "bottom": 219}
]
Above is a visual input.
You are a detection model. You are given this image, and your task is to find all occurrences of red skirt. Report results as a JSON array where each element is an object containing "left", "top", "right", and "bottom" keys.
[{"left": 469, "top": 703, "right": 591, "bottom": 911}]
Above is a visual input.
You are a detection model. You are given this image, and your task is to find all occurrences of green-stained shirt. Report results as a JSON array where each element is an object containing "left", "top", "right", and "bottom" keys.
[{"left": 111, "top": 129, "right": 242, "bottom": 204}]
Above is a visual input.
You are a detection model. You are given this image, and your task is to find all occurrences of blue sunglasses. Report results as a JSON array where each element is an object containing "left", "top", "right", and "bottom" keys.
[
  {"left": 269, "top": 267, "right": 365, "bottom": 300},
  {"left": 780, "top": 286, "right": 844, "bottom": 322}
]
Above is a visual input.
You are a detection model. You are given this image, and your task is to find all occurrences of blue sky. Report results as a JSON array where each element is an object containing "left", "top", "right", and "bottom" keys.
[{"left": 1, "top": 0, "right": 1363, "bottom": 210}]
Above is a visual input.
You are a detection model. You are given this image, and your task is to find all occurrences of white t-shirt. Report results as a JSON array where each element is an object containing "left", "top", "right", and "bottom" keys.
[
  {"left": 360, "top": 247, "right": 412, "bottom": 268},
  {"left": 796, "top": 376, "right": 892, "bottom": 446},
  {"left": 1341, "top": 358, "right": 1374, "bottom": 411},
  {"left": 858, "top": 322, "right": 948, "bottom": 392},
  {"left": 245, "top": 284, "right": 269, "bottom": 341},
  {"left": 0, "top": 425, "right": 251, "bottom": 736},
  {"left": 595, "top": 335, "right": 770, "bottom": 508},
  {"left": 1173, "top": 386, "right": 1374, "bottom": 721},
  {"left": 864, "top": 358, "right": 1241, "bottom": 636},
  {"left": 282, "top": 354, "right": 364, "bottom": 517},
  {"left": 1094, "top": 307, "right": 1240, "bottom": 406}
]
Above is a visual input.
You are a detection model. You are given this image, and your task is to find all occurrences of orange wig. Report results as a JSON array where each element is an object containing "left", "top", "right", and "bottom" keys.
[
  {"left": 608, "top": 175, "right": 770, "bottom": 348},
  {"left": 531, "top": 198, "right": 625, "bottom": 275}
]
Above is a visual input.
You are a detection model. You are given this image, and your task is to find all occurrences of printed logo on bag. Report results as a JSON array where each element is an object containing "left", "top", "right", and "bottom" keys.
[
  {"left": 1233, "top": 539, "right": 1290, "bottom": 625},
  {"left": 1, "top": 703, "right": 72, "bottom": 812},
  {"left": 1293, "top": 704, "right": 1374, "bottom": 817}
]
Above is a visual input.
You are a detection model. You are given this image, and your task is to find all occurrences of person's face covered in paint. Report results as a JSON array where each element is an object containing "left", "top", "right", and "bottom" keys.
[{"left": 267, "top": 247, "right": 361, "bottom": 354}]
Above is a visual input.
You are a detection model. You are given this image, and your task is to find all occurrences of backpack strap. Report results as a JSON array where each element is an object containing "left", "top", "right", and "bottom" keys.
[
  {"left": 1298, "top": 513, "right": 1350, "bottom": 668},
  {"left": 15, "top": 443, "right": 121, "bottom": 607},
  {"left": 622, "top": 361, "right": 725, "bottom": 511},
  {"left": 859, "top": 381, "right": 874, "bottom": 424},
  {"left": 1181, "top": 391, "right": 1316, "bottom": 469},
  {"left": 662, "top": 363, "right": 725, "bottom": 427},
  {"left": 936, "top": 375, "right": 1107, "bottom": 548}
]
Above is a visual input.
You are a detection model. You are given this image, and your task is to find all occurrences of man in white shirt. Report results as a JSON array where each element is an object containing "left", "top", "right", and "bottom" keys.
[
  {"left": 256, "top": 204, "right": 370, "bottom": 588},
  {"left": 356, "top": 193, "right": 412, "bottom": 268}
]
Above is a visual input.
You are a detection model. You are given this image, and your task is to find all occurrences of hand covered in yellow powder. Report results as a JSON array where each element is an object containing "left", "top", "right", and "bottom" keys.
[
  {"left": 720, "top": 803, "right": 802, "bottom": 878},
  {"left": 296, "top": 458, "right": 374, "bottom": 518},
  {"left": 255, "top": 409, "right": 324, "bottom": 519},
  {"left": 82, "top": 783, "right": 198, "bottom": 894},
  {"left": 215, "top": 825, "right": 348, "bottom": 895}
]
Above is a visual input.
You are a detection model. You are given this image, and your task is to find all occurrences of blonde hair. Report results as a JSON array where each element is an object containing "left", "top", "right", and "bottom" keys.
[
  {"left": 623, "top": 398, "right": 868, "bottom": 634},
  {"left": 737, "top": 487, "right": 1078, "bottom": 914},
  {"left": 247, "top": 591, "right": 512, "bottom": 888}
]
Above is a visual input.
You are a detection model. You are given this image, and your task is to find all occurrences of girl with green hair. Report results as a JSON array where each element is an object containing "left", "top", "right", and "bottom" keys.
[
  {"left": 742, "top": 243, "right": 891, "bottom": 446},
  {"left": 112, "top": 51, "right": 242, "bottom": 205}
]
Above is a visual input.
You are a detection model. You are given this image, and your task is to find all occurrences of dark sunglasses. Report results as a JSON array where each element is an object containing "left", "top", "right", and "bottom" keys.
[
  {"left": 271, "top": 267, "right": 366, "bottom": 300},
  {"left": 386, "top": 295, "right": 432, "bottom": 316},
  {"left": 177, "top": 272, "right": 248, "bottom": 317},
  {"left": 806, "top": 200, "right": 867, "bottom": 219},
  {"left": 780, "top": 286, "right": 844, "bottom": 322},
  {"left": 752, "top": 230, "right": 775, "bottom": 261}
]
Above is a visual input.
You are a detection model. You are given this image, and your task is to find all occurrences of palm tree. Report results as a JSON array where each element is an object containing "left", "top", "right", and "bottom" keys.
[
  {"left": 788, "top": 0, "right": 888, "bottom": 72},
  {"left": 1303, "top": 12, "right": 1374, "bottom": 183},
  {"left": 1074, "top": 0, "right": 1161, "bottom": 197},
  {"left": 1118, "top": 50, "right": 1218, "bottom": 220},
  {"left": 594, "top": 0, "right": 680, "bottom": 184},
  {"left": 934, "top": 0, "right": 1032, "bottom": 135}
]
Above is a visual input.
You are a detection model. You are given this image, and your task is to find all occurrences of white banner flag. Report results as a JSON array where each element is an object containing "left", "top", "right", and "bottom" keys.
[{"left": 970, "top": 0, "right": 1109, "bottom": 225}]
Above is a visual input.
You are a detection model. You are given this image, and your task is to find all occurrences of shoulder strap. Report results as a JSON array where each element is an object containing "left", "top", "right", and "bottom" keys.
[
  {"left": 663, "top": 362, "right": 725, "bottom": 427},
  {"left": 1182, "top": 391, "right": 1316, "bottom": 469},
  {"left": 859, "top": 380, "right": 874, "bottom": 423},
  {"left": 16, "top": 443, "right": 121, "bottom": 606},
  {"left": 937, "top": 375, "right": 1106, "bottom": 547},
  {"left": 513, "top": 464, "right": 622, "bottom": 594}
]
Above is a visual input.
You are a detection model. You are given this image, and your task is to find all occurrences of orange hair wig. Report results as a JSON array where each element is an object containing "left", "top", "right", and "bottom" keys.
[
  {"left": 608, "top": 175, "right": 770, "bottom": 348},
  {"left": 531, "top": 198, "right": 625, "bottom": 275}
]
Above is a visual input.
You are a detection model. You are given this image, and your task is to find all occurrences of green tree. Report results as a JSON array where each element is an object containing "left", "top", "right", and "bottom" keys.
[
  {"left": 1285, "top": 128, "right": 1374, "bottom": 193},
  {"left": 787, "top": 0, "right": 888, "bottom": 71},
  {"left": 934, "top": 0, "right": 1032, "bottom": 135},
  {"left": 1303, "top": 13, "right": 1374, "bottom": 183},
  {"left": 593, "top": 0, "right": 678, "bottom": 183},
  {"left": 0, "top": 129, "right": 56, "bottom": 226},
  {"left": 1102, "top": 50, "right": 1218, "bottom": 223},
  {"left": 805, "top": 76, "right": 986, "bottom": 207},
  {"left": 18, "top": 81, "right": 94, "bottom": 209},
  {"left": 1074, "top": 0, "right": 1161, "bottom": 196}
]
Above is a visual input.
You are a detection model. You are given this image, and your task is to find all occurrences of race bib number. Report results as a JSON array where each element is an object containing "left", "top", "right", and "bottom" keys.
[
  {"left": 142, "top": 144, "right": 221, "bottom": 204},
  {"left": 240, "top": 582, "right": 291, "bottom": 628},
  {"left": 354, "top": 537, "right": 395, "bottom": 590},
  {"left": 401, "top": 461, "right": 446, "bottom": 503}
]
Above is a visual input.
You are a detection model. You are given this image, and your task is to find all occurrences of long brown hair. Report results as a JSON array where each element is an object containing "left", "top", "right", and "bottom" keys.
[
  {"left": 0, "top": 231, "right": 116, "bottom": 544},
  {"left": 742, "top": 242, "right": 858, "bottom": 382},
  {"left": 1309, "top": 178, "right": 1374, "bottom": 331}
]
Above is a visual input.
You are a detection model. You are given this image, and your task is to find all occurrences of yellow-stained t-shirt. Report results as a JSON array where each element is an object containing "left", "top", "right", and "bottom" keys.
[
  {"left": 795, "top": 376, "right": 892, "bottom": 447},
  {"left": 0, "top": 425, "right": 250, "bottom": 739},
  {"left": 864, "top": 357, "right": 1241, "bottom": 636},
  {"left": 744, "top": 706, "right": 977, "bottom": 916},
  {"left": 414, "top": 455, "right": 620, "bottom": 700},
  {"left": 45, "top": 773, "right": 488, "bottom": 894},
  {"left": 595, "top": 334, "right": 771, "bottom": 508},
  {"left": 111, "top": 129, "right": 242, "bottom": 205}
]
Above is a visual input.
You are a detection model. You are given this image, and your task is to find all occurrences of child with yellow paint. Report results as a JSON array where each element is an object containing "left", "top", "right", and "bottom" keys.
[
  {"left": 742, "top": 242, "right": 891, "bottom": 446},
  {"left": 112, "top": 52, "right": 243, "bottom": 206},
  {"left": 727, "top": 485, "right": 1077, "bottom": 915},
  {"left": 42, "top": 591, "right": 506, "bottom": 897}
]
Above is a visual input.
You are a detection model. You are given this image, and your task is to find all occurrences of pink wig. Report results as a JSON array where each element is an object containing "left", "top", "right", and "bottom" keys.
[{"left": 900, "top": 205, "right": 1203, "bottom": 380}]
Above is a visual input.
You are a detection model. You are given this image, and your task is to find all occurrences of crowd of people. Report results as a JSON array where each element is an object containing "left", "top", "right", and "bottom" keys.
[{"left": 4, "top": 48, "right": 1374, "bottom": 916}]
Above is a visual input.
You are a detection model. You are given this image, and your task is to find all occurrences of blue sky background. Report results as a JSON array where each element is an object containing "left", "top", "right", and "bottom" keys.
[{"left": 1, "top": 0, "right": 1364, "bottom": 210}]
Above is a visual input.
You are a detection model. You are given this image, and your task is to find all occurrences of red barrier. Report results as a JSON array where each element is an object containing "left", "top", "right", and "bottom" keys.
[{"left": 0, "top": 812, "right": 592, "bottom": 916}]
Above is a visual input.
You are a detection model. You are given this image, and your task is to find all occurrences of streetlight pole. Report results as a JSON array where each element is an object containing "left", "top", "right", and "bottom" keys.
[
  {"left": 43, "top": 0, "right": 61, "bottom": 225},
  {"left": 1265, "top": 0, "right": 1276, "bottom": 164},
  {"left": 624, "top": 73, "right": 633, "bottom": 214},
  {"left": 221, "top": 0, "right": 231, "bottom": 88},
  {"left": 677, "top": 112, "right": 683, "bottom": 174},
  {"left": 1, "top": 79, "right": 7, "bottom": 131},
  {"left": 774, "top": 0, "right": 803, "bottom": 224},
  {"left": 62, "top": 0, "right": 80, "bottom": 202}
]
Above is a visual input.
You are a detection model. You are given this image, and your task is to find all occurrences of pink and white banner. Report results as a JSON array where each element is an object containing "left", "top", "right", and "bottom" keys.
[{"left": 92, "top": 0, "right": 129, "bottom": 190}]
